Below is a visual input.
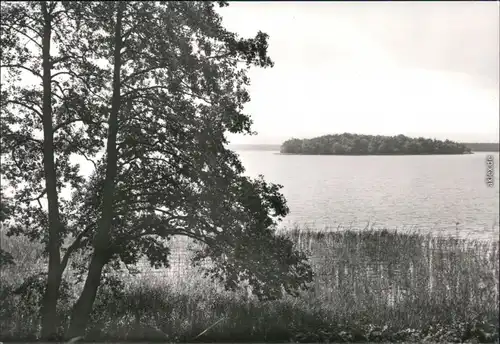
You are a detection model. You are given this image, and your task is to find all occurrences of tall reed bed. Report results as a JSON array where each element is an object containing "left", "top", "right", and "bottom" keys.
[
  {"left": 287, "top": 228, "right": 499, "bottom": 328},
  {"left": 1, "top": 227, "right": 499, "bottom": 342}
]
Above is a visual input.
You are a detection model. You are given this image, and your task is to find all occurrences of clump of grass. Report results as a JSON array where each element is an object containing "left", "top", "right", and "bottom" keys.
[
  {"left": 0, "top": 226, "right": 85, "bottom": 340},
  {"left": 1, "top": 226, "right": 498, "bottom": 342},
  {"left": 1, "top": 226, "right": 46, "bottom": 339},
  {"left": 0, "top": 226, "right": 45, "bottom": 283}
]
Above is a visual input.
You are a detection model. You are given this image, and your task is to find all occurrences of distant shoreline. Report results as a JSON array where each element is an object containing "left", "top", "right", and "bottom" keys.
[
  {"left": 461, "top": 143, "right": 500, "bottom": 152},
  {"left": 275, "top": 152, "right": 494, "bottom": 156},
  {"left": 229, "top": 142, "right": 499, "bottom": 153}
]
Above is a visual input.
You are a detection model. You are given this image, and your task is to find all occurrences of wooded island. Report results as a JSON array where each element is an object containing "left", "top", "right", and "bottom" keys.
[{"left": 280, "top": 134, "right": 473, "bottom": 155}]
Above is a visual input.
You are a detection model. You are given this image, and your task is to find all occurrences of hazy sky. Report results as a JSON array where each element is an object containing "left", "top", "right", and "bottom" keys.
[{"left": 220, "top": 1, "right": 500, "bottom": 144}]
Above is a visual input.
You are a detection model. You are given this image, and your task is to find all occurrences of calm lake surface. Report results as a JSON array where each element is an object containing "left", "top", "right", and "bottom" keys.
[{"left": 235, "top": 150, "right": 500, "bottom": 241}]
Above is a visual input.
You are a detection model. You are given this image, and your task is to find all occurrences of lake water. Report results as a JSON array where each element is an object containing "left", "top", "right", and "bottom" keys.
[{"left": 235, "top": 150, "right": 500, "bottom": 241}]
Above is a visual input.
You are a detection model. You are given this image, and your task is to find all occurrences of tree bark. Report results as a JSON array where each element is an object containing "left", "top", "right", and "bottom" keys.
[
  {"left": 39, "top": 1, "right": 64, "bottom": 340},
  {"left": 65, "top": 250, "right": 108, "bottom": 339},
  {"left": 66, "top": 2, "right": 124, "bottom": 339}
]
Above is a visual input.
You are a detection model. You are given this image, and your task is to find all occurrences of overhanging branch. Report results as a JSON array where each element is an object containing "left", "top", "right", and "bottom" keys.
[
  {"left": 1, "top": 23, "right": 43, "bottom": 49},
  {"left": 58, "top": 135, "right": 98, "bottom": 170},
  {"left": 1, "top": 64, "right": 43, "bottom": 79},
  {"left": 4, "top": 99, "right": 43, "bottom": 120},
  {"left": 19, "top": 189, "right": 47, "bottom": 203},
  {"left": 53, "top": 117, "right": 105, "bottom": 133},
  {"left": 60, "top": 223, "right": 95, "bottom": 272}
]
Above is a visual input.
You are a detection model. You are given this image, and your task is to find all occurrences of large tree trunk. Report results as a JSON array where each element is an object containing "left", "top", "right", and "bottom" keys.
[
  {"left": 65, "top": 249, "right": 108, "bottom": 339},
  {"left": 66, "top": 2, "right": 124, "bottom": 339},
  {"left": 39, "top": 1, "right": 63, "bottom": 340}
]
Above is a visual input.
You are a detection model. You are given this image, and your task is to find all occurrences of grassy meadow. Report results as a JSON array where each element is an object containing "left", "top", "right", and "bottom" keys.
[{"left": 0, "top": 225, "right": 499, "bottom": 342}]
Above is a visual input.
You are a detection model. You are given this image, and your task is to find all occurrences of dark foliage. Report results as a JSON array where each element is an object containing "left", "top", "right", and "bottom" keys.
[
  {"left": 281, "top": 133, "right": 473, "bottom": 155},
  {"left": 1, "top": 1, "right": 313, "bottom": 338}
]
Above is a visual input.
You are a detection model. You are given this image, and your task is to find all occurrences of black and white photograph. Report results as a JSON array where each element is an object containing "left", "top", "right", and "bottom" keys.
[{"left": 0, "top": 1, "right": 499, "bottom": 343}]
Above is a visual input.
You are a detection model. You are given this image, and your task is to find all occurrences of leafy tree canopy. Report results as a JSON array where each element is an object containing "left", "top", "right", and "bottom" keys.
[{"left": 1, "top": 1, "right": 313, "bottom": 338}]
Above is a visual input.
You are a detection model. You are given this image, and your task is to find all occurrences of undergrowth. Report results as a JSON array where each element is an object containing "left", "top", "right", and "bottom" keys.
[{"left": 1, "top": 226, "right": 498, "bottom": 342}]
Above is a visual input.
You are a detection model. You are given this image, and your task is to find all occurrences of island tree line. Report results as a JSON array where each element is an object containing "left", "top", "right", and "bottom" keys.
[{"left": 281, "top": 133, "right": 473, "bottom": 155}]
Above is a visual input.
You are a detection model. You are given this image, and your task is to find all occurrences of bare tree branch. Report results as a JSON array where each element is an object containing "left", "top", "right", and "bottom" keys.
[
  {"left": 19, "top": 189, "right": 47, "bottom": 202},
  {"left": 49, "top": 56, "right": 71, "bottom": 69},
  {"left": 3, "top": 99, "right": 43, "bottom": 120},
  {"left": 1, "top": 64, "right": 43, "bottom": 79},
  {"left": 60, "top": 223, "right": 95, "bottom": 273},
  {"left": 58, "top": 135, "right": 98, "bottom": 170},
  {"left": 121, "top": 65, "right": 166, "bottom": 85},
  {"left": 53, "top": 118, "right": 105, "bottom": 134},
  {"left": 1, "top": 23, "right": 43, "bottom": 49},
  {"left": 121, "top": 85, "right": 171, "bottom": 98},
  {"left": 50, "top": 70, "right": 109, "bottom": 102}
]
